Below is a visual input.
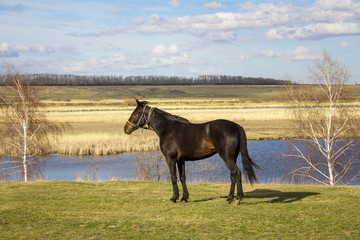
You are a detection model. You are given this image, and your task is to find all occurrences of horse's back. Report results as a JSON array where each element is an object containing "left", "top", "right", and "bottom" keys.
[
  {"left": 208, "top": 119, "right": 242, "bottom": 155},
  {"left": 208, "top": 119, "right": 241, "bottom": 137}
]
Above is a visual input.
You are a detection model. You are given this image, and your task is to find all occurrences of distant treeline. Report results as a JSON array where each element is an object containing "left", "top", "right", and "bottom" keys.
[{"left": 1, "top": 74, "right": 290, "bottom": 86}]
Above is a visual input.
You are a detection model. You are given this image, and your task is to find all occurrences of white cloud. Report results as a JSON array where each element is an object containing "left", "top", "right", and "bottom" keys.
[
  {"left": 254, "top": 49, "right": 280, "bottom": 57},
  {"left": 103, "top": 45, "right": 121, "bottom": 51},
  {"left": 156, "top": 54, "right": 192, "bottom": 65},
  {"left": 304, "top": 0, "right": 360, "bottom": 25},
  {"left": 123, "top": 43, "right": 194, "bottom": 71},
  {"left": 109, "top": 53, "right": 126, "bottom": 62},
  {"left": 151, "top": 43, "right": 193, "bottom": 67},
  {"left": 152, "top": 44, "right": 179, "bottom": 56},
  {"left": 36, "top": 45, "right": 48, "bottom": 53},
  {"left": 59, "top": 43, "right": 193, "bottom": 73},
  {"left": 1, "top": 42, "right": 10, "bottom": 51},
  {"left": 340, "top": 42, "right": 350, "bottom": 48},
  {"left": 13, "top": 44, "right": 29, "bottom": 52},
  {"left": 0, "top": 42, "right": 54, "bottom": 57},
  {"left": 267, "top": 23, "right": 360, "bottom": 40},
  {"left": 0, "top": 3, "right": 25, "bottom": 13},
  {"left": 203, "top": 2, "right": 225, "bottom": 10},
  {"left": 73, "top": 0, "right": 360, "bottom": 41},
  {"left": 168, "top": 0, "right": 180, "bottom": 7},
  {"left": 238, "top": 54, "right": 251, "bottom": 61},
  {"left": 62, "top": 60, "right": 87, "bottom": 72},
  {"left": 91, "top": 3, "right": 296, "bottom": 41},
  {"left": 61, "top": 60, "right": 90, "bottom": 73},
  {"left": 204, "top": 31, "right": 237, "bottom": 41},
  {"left": 285, "top": 46, "right": 316, "bottom": 61},
  {"left": 61, "top": 57, "right": 107, "bottom": 73},
  {"left": 59, "top": 44, "right": 78, "bottom": 55},
  {"left": 314, "top": 0, "right": 359, "bottom": 10},
  {"left": 189, "top": 66, "right": 224, "bottom": 75}
]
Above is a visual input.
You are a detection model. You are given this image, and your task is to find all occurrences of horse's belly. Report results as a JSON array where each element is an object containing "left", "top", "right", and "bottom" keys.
[
  {"left": 176, "top": 123, "right": 216, "bottom": 160},
  {"left": 178, "top": 145, "right": 216, "bottom": 161}
]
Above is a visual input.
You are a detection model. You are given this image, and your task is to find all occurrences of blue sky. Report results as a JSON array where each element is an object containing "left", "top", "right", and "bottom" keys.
[{"left": 1, "top": 0, "right": 360, "bottom": 83}]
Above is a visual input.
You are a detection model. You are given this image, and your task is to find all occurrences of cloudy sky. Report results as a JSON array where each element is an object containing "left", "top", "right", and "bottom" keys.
[{"left": 1, "top": 0, "right": 360, "bottom": 83}]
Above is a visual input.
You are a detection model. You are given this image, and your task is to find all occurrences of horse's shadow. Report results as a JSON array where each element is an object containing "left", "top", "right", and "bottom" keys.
[
  {"left": 243, "top": 189, "right": 320, "bottom": 204},
  {"left": 193, "top": 189, "right": 320, "bottom": 204}
]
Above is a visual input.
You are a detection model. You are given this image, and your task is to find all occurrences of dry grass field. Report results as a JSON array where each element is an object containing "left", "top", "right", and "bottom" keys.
[
  {"left": 47, "top": 107, "right": 296, "bottom": 155},
  {"left": 1, "top": 85, "right": 359, "bottom": 155}
]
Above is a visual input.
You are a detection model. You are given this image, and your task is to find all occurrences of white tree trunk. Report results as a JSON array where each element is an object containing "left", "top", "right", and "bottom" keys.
[
  {"left": 327, "top": 160, "right": 334, "bottom": 186},
  {"left": 23, "top": 124, "right": 28, "bottom": 182}
]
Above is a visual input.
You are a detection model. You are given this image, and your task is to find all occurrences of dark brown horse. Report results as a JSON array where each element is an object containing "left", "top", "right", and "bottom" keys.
[{"left": 124, "top": 99, "right": 258, "bottom": 204}]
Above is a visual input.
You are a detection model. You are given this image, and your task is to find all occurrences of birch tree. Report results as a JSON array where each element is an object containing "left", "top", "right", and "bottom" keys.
[
  {"left": 0, "top": 64, "right": 64, "bottom": 182},
  {"left": 287, "top": 52, "right": 359, "bottom": 186}
]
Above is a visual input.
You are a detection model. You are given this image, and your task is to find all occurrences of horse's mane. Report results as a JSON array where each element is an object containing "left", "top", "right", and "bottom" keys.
[{"left": 155, "top": 108, "right": 190, "bottom": 124}]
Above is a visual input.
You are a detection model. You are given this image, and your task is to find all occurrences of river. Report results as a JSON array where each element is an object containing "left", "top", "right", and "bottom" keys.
[{"left": 2, "top": 139, "right": 359, "bottom": 185}]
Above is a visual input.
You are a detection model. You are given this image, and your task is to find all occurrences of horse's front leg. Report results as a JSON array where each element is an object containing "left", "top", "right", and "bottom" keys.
[
  {"left": 177, "top": 160, "right": 189, "bottom": 202},
  {"left": 166, "top": 157, "right": 179, "bottom": 202}
]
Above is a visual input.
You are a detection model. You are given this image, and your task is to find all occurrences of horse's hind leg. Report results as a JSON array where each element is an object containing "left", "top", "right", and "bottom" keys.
[
  {"left": 235, "top": 166, "right": 244, "bottom": 204},
  {"left": 228, "top": 170, "right": 236, "bottom": 203},
  {"left": 177, "top": 160, "right": 189, "bottom": 202},
  {"left": 219, "top": 152, "right": 243, "bottom": 204},
  {"left": 228, "top": 162, "right": 243, "bottom": 204}
]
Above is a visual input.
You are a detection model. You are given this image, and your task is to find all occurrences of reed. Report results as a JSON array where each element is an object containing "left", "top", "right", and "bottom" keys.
[
  {"left": 2, "top": 93, "right": 358, "bottom": 155},
  {"left": 171, "top": 108, "right": 292, "bottom": 122},
  {"left": 53, "top": 132, "right": 159, "bottom": 155},
  {"left": 46, "top": 106, "right": 359, "bottom": 155},
  {"left": 47, "top": 112, "right": 291, "bottom": 156}
]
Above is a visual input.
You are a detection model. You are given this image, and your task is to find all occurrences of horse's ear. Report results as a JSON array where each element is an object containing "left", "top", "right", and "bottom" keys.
[{"left": 135, "top": 99, "right": 149, "bottom": 106}]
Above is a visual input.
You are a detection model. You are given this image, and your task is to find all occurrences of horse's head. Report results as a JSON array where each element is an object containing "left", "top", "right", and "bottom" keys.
[{"left": 124, "top": 99, "right": 150, "bottom": 134}]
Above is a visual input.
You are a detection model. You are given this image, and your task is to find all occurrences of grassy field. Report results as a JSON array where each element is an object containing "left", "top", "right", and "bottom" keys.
[
  {"left": 1, "top": 85, "right": 359, "bottom": 107},
  {"left": 1, "top": 181, "right": 359, "bottom": 239},
  {"left": 24, "top": 85, "right": 293, "bottom": 103},
  {"left": 1, "top": 85, "right": 359, "bottom": 155}
]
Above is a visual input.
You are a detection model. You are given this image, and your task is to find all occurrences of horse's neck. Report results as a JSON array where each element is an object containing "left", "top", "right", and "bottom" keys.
[
  {"left": 150, "top": 108, "right": 189, "bottom": 136},
  {"left": 149, "top": 108, "right": 171, "bottom": 136}
]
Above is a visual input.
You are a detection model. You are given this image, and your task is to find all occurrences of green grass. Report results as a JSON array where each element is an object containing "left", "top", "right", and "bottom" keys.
[{"left": 1, "top": 181, "right": 359, "bottom": 239}]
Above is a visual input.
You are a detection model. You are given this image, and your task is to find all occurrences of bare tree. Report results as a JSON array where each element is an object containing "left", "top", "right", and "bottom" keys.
[
  {"left": 133, "top": 152, "right": 223, "bottom": 183},
  {"left": 286, "top": 51, "right": 360, "bottom": 185},
  {"left": 187, "top": 159, "right": 223, "bottom": 183},
  {"left": 0, "top": 63, "right": 65, "bottom": 182},
  {"left": 76, "top": 157, "right": 102, "bottom": 182},
  {"left": 133, "top": 152, "right": 169, "bottom": 181}
]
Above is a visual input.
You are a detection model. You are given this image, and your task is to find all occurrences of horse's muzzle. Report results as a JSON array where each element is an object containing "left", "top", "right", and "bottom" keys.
[{"left": 124, "top": 122, "right": 136, "bottom": 135}]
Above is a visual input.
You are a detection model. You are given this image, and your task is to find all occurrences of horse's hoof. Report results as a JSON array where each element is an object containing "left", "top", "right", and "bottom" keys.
[
  {"left": 235, "top": 199, "right": 240, "bottom": 205},
  {"left": 226, "top": 196, "right": 234, "bottom": 204},
  {"left": 170, "top": 197, "right": 178, "bottom": 203},
  {"left": 180, "top": 197, "right": 188, "bottom": 202}
]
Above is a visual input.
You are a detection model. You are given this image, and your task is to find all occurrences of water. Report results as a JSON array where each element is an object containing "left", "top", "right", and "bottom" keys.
[
  {"left": 2, "top": 139, "right": 359, "bottom": 184},
  {"left": 2, "top": 140, "right": 289, "bottom": 183}
]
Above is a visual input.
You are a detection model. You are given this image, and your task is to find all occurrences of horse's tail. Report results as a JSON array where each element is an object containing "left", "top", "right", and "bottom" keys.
[{"left": 239, "top": 126, "right": 259, "bottom": 185}]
